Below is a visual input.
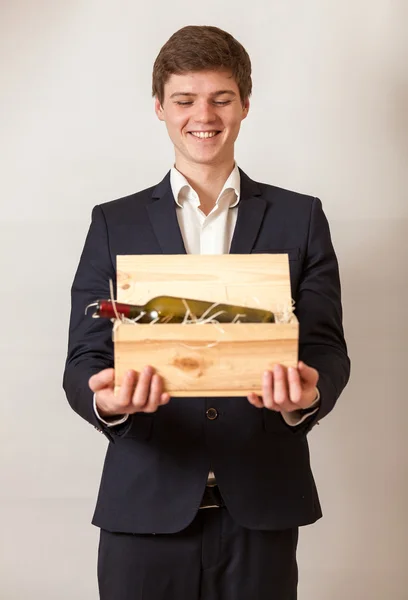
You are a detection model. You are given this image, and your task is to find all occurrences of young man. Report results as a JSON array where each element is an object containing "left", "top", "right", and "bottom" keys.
[{"left": 63, "top": 25, "right": 350, "bottom": 599}]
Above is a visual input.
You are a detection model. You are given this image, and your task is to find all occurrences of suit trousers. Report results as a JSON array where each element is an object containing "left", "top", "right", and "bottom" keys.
[{"left": 97, "top": 507, "right": 299, "bottom": 600}]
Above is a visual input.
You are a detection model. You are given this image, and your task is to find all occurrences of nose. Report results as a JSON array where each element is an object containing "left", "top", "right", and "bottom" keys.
[{"left": 194, "top": 100, "right": 217, "bottom": 123}]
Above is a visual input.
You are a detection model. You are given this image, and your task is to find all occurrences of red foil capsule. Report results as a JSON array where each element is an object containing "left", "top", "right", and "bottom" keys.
[{"left": 96, "top": 300, "right": 133, "bottom": 319}]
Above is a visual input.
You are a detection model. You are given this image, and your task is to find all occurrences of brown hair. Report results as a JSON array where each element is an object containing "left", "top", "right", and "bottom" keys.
[{"left": 152, "top": 26, "right": 252, "bottom": 105}]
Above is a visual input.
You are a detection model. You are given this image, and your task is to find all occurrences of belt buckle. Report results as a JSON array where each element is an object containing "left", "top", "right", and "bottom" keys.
[{"left": 199, "top": 500, "right": 220, "bottom": 510}]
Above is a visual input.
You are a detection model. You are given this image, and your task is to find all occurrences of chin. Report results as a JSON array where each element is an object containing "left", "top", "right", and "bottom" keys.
[
  {"left": 192, "top": 157, "right": 222, "bottom": 167},
  {"left": 188, "top": 150, "right": 225, "bottom": 165}
]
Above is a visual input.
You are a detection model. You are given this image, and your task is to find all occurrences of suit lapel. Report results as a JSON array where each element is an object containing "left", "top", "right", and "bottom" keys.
[
  {"left": 147, "top": 173, "right": 187, "bottom": 254},
  {"left": 147, "top": 168, "right": 267, "bottom": 255},
  {"left": 229, "top": 169, "right": 267, "bottom": 254}
]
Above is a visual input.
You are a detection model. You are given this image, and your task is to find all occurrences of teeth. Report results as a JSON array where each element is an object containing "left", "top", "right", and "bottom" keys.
[{"left": 190, "top": 131, "right": 218, "bottom": 139}]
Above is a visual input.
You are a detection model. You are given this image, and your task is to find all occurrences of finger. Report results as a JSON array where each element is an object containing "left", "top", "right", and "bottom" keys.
[
  {"left": 131, "top": 365, "right": 154, "bottom": 411},
  {"left": 273, "top": 364, "right": 289, "bottom": 407},
  {"left": 261, "top": 370, "right": 274, "bottom": 410},
  {"left": 117, "top": 370, "right": 138, "bottom": 409},
  {"left": 160, "top": 391, "right": 171, "bottom": 405},
  {"left": 287, "top": 367, "right": 302, "bottom": 404},
  {"left": 89, "top": 368, "right": 115, "bottom": 392},
  {"left": 143, "top": 373, "right": 165, "bottom": 413},
  {"left": 298, "top": 361, "right": 319, "bottom": 386},
  {"left": 247, "top": 392, "right": 264, "bottom": 408}
]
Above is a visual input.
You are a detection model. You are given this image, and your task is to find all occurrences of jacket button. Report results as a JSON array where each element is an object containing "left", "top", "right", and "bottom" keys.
[{"left": 206, "top": 408, "right": 218, "bottom": 420}]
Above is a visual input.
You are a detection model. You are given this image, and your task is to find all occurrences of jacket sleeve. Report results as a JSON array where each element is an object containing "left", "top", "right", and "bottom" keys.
[
  {"left": 295, "top": 197, "right": 351, "bottom": 432},
  {"left": 62, "top": 205, "right": 117, "bottom": 442}
]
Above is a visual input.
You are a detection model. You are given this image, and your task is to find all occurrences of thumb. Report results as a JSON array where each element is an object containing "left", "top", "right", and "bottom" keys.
[
  {"left": 298, "top": 361, "right": 319, "bottom": 386},
  {"left": 89, "top": 368, "right": 115, "bottom": 392}
]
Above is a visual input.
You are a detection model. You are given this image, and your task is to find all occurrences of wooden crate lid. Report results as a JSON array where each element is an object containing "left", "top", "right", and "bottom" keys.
[{"left": 116, "top": 254, "right": 292, "bottom": 314}]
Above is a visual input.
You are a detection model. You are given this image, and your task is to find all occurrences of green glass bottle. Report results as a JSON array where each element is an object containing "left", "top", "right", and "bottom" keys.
[{"left": 92, "top": 296, "right": 275, "bottom": 323}]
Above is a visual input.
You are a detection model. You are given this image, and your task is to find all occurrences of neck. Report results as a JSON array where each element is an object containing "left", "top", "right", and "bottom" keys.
[{"left": 174, "top": 157, "right": 236, "bottom": 214}]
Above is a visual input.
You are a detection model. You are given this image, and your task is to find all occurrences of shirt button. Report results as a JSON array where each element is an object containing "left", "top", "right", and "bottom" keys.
[{"left": 206, "top": 408, "right": 218, "bottom": 420}]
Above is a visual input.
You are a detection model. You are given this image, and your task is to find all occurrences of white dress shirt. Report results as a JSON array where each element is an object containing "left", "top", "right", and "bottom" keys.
[
  {"left": 170, "top": 163, "right": 240, "bottom": 254},
  {"left": 94, "top": 164, "right": 320, "bottom": 434}
]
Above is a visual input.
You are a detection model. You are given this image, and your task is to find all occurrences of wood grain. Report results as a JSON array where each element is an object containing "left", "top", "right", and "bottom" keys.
[
  {"left": 116, "top": 254, "right": 292, "bottom": 313},
  {"left": 114, "top": 322, "right": 298, "bottom": 396}
]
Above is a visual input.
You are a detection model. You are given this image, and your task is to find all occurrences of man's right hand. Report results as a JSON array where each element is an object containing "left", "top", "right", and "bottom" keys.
[{"left": 89, "top": 366, "right": 170, "bottom": 419}]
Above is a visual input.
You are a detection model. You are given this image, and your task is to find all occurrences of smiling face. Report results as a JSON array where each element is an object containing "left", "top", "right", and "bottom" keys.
[{"left": 155, "top": 70, "right": 249, "bottom": 171}]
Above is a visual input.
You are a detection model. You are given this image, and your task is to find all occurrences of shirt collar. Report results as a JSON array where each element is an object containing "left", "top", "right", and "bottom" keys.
[{"left": 170, "top": 163, "right": 240, "bottom": 209}]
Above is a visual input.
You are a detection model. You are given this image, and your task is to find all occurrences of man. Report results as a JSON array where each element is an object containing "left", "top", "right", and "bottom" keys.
[{"left": 63, "top": 25, "right": 350, "bottom": 599}]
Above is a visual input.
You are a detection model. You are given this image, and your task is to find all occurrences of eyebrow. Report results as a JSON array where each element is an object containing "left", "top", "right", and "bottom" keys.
[{"left": 169, "top": 90, "right": 237, "bottom": 99}]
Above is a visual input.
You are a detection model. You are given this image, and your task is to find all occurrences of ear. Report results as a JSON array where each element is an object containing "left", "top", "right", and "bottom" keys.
[
  {"left": 242, "top": 98, "right": 250, "bottom": 120},
  {"left": 155, "top": 97, "right": 165, "bottom": 121}
]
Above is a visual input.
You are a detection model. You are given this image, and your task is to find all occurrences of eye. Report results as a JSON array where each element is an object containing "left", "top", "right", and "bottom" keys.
[{"left": 174, "top": 100, "right": 232, "bottom": 106}]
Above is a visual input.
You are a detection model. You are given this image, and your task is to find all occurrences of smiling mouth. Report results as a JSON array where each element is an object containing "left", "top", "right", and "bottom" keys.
[{"left": 188, "top": 131, "right": 221, "bottom": 139}]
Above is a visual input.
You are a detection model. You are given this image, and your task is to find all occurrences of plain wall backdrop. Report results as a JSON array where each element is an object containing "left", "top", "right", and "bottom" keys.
[{"left": 1, "top": 1, "right": 407, "bottom": 598}]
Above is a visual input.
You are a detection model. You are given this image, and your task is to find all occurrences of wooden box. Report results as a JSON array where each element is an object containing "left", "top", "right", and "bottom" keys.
[{"left": 113, "top": 254, "right": 298, "bottom": 396}]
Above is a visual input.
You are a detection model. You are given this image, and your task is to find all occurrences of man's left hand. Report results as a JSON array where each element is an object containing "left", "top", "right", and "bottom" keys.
[{"left": 247, "top": 361, "right": 319, "bottom": 412}]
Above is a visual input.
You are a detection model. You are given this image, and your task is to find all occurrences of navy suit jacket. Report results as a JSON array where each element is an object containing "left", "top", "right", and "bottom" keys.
[{"left": 63, "top": 168, "right": 350, "bottom": 534}]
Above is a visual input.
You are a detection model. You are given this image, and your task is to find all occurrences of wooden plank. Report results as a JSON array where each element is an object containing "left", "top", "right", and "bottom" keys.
[
  {"left": 114, "top": 322, "right": 298, "bottom": 343},
  {"left": 116, "top": 254, "right": 292, "bottom": 313},
  {"left": 114, "top": 322, "right": 298, "bottom": 396}
]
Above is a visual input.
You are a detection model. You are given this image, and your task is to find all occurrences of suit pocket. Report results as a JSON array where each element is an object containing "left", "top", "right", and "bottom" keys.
[{"left": 251, "top": 247, "right": 300, "bottom": 261}]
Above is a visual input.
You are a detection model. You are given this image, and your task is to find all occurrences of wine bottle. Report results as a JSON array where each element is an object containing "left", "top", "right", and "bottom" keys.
[{"left": 88, "top": 296, "right": 275, "bottom": 323}]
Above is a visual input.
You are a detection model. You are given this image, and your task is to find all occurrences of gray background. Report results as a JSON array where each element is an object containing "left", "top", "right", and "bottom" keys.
[{"left": 1, "top": 1, "right": 407, "bottom": 598}]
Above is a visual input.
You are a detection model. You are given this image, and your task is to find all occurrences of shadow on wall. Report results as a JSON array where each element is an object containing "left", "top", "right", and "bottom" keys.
[{"left": 301, "top": 213, "right": 408, "bottom": 600}]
